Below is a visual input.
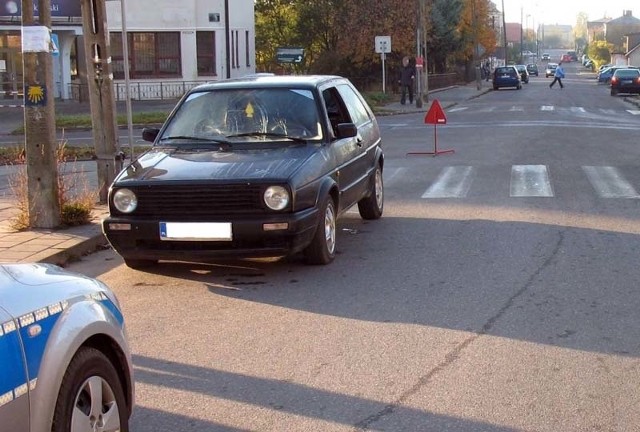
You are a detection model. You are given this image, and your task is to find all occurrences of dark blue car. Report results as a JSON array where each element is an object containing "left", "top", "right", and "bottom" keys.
[{"left": 492, "top": 66, "right": 522, "bottom": 90}]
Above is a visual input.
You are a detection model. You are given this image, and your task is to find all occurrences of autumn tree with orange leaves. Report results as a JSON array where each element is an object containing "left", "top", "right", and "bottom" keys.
[{"left": 255, "top": 0, "right": 499, "bottom": 87}]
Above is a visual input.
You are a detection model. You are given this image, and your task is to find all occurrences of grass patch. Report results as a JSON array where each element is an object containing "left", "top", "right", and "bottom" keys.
[
  {"left": 0, "top": 144, "right": 152, "bottom": 165},
  {"left": 8, "top": 141, "right": 100, "bottom": 230},
  {"left": 11, "top": 111, "right": 169, "bottom": 134}
]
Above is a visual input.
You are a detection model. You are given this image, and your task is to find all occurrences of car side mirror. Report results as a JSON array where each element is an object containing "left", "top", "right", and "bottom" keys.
[
  {"left": 335, "top": 123, "right": 357, "bottom": 139},
  {"left": 142, "top": 128, "right": 160, "bottom": 142},
  {"left": 142, "top": 127, "right": 160, "bottom": 143}
]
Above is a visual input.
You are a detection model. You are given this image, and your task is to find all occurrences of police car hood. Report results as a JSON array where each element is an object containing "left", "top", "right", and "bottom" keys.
[
  {"left": 115, "top": 145, "right": 320, "bottom": 182},
  {"left": 0, "top": 263, "right": 111, "bottom": 318}
]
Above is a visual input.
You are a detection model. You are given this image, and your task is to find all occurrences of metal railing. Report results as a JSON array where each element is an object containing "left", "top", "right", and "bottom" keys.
[{"left": 68, "top": 81, "right": 208, "bottom": 103}]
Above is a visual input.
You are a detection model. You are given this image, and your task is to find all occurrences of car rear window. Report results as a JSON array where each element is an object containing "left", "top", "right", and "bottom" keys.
[
  {"left": 496, "top": 67, "right": 515, "bottom": 74},
  {"left": 614, "top": 69, "right": 640, "bottom": 78}
]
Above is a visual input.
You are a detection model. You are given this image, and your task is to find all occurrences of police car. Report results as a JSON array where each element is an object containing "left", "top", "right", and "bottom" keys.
[{"left": 0, "top": 263, "right": 134, "bottom": 431}]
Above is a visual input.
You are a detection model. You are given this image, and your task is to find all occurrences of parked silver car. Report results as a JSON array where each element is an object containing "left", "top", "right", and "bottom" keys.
[{"left": 0, "top": 263, "right": 134, "bottom": 431}]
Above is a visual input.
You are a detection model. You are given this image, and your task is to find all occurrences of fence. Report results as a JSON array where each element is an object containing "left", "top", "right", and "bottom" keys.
[{"left": 68, "top": 81, "right": 207, "bottom": 103}]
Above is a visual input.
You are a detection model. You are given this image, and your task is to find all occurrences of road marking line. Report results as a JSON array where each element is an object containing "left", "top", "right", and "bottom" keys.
[
  {"left": 626, "top": 110, "right": 640, "bottom": 115},
  {"left": 422, "top": 166, "right": 475, "bottom": 198},
  {"left": 509, "top": 106, "right": 524, "bottom": 111},
  {"left": 582, "top": 166, "right": 640, "bottom": 198},
  {"left": 540, "top": 105, "right": 554, "bottom": 111},
  {"left": 570, "top": 107, "right": 586, "bottom": 113},
  {"left": 510, "top": 165, "right": 553, "bottom": 197},
  {"left": 478, "top": 107, "right": 497, "bottom": 112},
  {"left": 447, "top": 107, "right": 468, "bottom": 112},
  {"left": 599, "top": 109, "right": 616, "bottom": 114},
  {"left": 383, "top": 167, "right": 406, "bottom": 185}
]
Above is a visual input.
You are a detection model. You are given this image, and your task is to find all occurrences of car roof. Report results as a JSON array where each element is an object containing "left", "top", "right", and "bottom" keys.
[{"left": 191, "top": 74, "right": 348, "bottom": 92}]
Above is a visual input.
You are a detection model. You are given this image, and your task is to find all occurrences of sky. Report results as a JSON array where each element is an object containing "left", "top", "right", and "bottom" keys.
[{"left": 502, "top": 0, "right": 638, "bottom": 27}]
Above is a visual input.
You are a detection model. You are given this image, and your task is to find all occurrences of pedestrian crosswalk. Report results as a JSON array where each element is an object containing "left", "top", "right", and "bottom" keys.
[
  {"left": 384, "top": 165, "right": 640, "bottom": 200},
  {"left": 445, "top": 105, "right": 640, "bottom": 116}
]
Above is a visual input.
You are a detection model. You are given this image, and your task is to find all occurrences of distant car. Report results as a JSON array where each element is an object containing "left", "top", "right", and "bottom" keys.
[
  {"left": 545, "top": 63, "right": 558, "bottom": 77},
  {"left": 562, "top": 54, "right": 572, "bottom": 63},
  {"left": 0, "top": 263, "right": 134, "bottom": 432},
  {"left": 526, "top": 63, "right": 539, "bottom": 76},
  {"left": 610, "top": 68, "right": 640, "bottom": 96},
  {"left": 103, "top": 74, "right": 385, "bottom": 268},
  {"left": 492, "top": 66, "right": 522, "bottom": 90},
  {"left": 541, "top": 53, "right": 550, "bottom": 60},
  {"left": 515, "top": 64, "right": 530, "bottom": 83}
]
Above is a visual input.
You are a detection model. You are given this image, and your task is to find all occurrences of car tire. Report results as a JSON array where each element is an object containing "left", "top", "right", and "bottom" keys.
[
  {"left": 517, "top": 84, "right": 522, "bottom": 90},
  {"left": 358, "top": 164, "right": 384, "bottom": 220},
  {"left": 493, "top": 85, "right": 498, "bottom": 90},
  {"left": 52, "top": 347, "right": 129, "bottom": 432},
  {"left": 611, "top": 89, "right": 618, "bottom": 96},
  {"left": 124, "top": 258, "right": 157, "bottom": 269},
  {"left": 304, "top": 196, "right": 336, "bottom": 265}
]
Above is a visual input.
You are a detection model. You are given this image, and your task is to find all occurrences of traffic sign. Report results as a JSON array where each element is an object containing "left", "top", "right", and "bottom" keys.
[
  {"left": 50, "top": 33, "right": 60, "bottom": 57},
  {"left": 425, "top": 99, "right": 447, "bottom": 124},
  {"left": 374, "top": 36, "right": 391, "bottom": 53},
  {"left": 276, "top": 47, "right": 304, "bottom": 64}
]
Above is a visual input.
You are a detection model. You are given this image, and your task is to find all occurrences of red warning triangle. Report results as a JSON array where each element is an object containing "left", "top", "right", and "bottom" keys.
[{"left": 424, "top": 99, "right": 447, "bottom": 125}]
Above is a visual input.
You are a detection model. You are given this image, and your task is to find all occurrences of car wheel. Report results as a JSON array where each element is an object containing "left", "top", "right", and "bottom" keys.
[
  {"left": 358, "top": 164, "right": 384, "bottom": 220},
  {"left": 124, "top": 258, "right": 157, "bottom": 269},
  {"left": 611, "top": 89, "right": 618, "bottom": 96},
  {"left": 304, "top": 196, "right": 336, "bottom": 265},
  {"left": 493, "top": 85, "right": 498, "bottom": 90},
  {"left": 52, "top": 347, "right": 129, "bottom": 432},
  {"left": 517, "top": 84, "right": 522, "bottom": 90}
]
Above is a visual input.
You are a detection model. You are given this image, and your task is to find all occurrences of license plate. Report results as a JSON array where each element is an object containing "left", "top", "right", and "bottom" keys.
[
  {"left": 159, "top": 222, "right": 232, "bottom": 241},
  {"left": 622, "top": 80, "right": 632, "bottom": 84}
]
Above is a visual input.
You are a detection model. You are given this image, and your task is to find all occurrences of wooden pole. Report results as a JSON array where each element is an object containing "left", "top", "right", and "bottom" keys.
[
  {"left": 80, "top": 0, "right": 120, "bottom": 203},
  {"left": 22, "top": 0, "right": 61, "bottom": 228}
]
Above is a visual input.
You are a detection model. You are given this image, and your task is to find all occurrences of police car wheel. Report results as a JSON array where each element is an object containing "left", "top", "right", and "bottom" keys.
[{"left": 52, "top": 347, "right": 129, "bottom": 432}]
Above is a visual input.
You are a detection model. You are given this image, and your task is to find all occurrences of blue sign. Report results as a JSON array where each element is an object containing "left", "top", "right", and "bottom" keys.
[
  {"left": 25, "top": 85, "right": 47, "bottom": 107},
  {"left": 51, "top": 33, "right": 59, "bottom": 56},
  {"left": 0, "top": 0, "right": 81, "bottom": 18}
]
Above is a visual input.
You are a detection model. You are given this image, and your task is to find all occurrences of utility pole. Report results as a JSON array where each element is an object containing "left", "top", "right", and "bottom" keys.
[
  {"left": 224, "top": 0, "right": 230, "bottom": 78},
  {"left": 502, "top": 0, "right": 508, "bottom": 65},
  {"left": 415, "top": 0, "right": 423, "bottom": 108},
  {"left": 80, "top": 0, "right": 120, "bottom": 203},
  {"left": 22, "top": 0, "right": 61, "bottom": 228},
  {"left": 473, "top": 0, "right": 481, "bottom": 90}
]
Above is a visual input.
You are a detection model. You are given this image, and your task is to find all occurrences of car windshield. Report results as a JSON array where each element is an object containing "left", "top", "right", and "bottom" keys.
[{"left": 160, "top": 88, "right": 323, "bottom": 143}]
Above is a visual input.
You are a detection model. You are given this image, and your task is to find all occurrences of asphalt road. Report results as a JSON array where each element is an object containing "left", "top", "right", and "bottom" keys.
[{"left": 67, "top": 61, "right": 640, "bottom": 431}]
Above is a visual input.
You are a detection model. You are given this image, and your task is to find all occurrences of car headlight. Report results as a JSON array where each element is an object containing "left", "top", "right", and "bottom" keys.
[
  {"left": 113, "top": 188, "right": 138, "bottom": 213},
  {"left": 264, "top": 186, "right": 289, "bottom": 211}
]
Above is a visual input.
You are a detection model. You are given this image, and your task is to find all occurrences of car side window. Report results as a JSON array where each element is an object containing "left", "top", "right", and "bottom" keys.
[
  {"left": 336, "top": 84, "right": 371, "bottom": 127},
  {"left": 322, "top": 88, "right": 350, "bottom": 136}
]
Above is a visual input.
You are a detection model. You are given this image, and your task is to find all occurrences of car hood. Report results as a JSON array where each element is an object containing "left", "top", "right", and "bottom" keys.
[
  {"left": 0, "top": 264, "right": 111, "bottom": 318},
  {"left": 116, "top": 145, "right": 320, "bottom": 182}
]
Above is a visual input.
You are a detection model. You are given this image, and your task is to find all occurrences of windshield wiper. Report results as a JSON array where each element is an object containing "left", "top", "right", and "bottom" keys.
[
  {"left": 226, "top": 132, "right": 307, "bottom": 143},
  {"left": 160, "top": 135, "right": 229, "bottom": 144}
]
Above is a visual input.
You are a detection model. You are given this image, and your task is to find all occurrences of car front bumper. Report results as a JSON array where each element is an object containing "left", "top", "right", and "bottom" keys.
[{"left": 102, "top": 207, "right": 320, "bottom": 262}]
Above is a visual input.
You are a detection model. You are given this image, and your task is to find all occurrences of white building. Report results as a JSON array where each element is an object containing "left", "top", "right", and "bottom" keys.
[{"left": 0, "top": 0, "right": 255, "bottom": 102}]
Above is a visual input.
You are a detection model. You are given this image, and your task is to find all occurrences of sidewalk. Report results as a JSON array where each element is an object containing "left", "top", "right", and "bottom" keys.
[{"left": 0, "top": 83, "right": 492, "bottom": 266}]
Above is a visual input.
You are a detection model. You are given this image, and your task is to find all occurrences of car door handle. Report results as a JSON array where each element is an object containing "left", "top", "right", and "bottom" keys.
[{"left": 356, "top": 135, "right": 363, "bottom": 147}]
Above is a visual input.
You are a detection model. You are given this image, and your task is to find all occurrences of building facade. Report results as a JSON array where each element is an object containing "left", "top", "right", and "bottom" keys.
[{"left": 0, "top": 0, "right": 255, "bottom": 102}]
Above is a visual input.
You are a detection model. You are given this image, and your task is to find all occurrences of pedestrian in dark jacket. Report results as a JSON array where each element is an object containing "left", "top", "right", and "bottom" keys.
[{"left": 398, "top": 56, "right": 415, "bottom": 105}]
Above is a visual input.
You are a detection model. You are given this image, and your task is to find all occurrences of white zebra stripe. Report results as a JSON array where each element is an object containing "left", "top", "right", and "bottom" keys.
[
  {"left": 510, "top": 165, "right": 553, "bottom": 197},
  {"left": 422, "top": 166, "right": 475, "bottom": 198},
  {"left": 582, "top": 166, "right": 640, "bottom": 198}
]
